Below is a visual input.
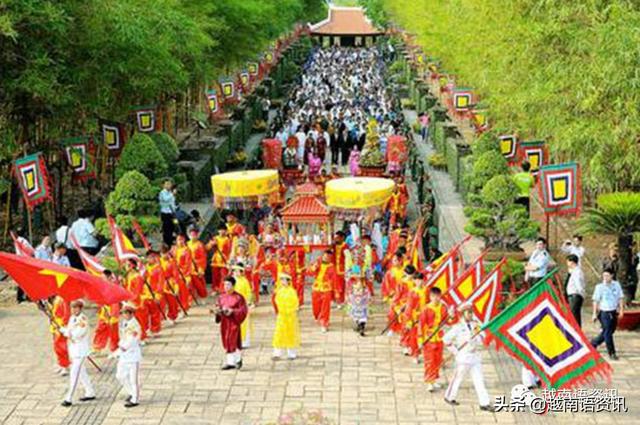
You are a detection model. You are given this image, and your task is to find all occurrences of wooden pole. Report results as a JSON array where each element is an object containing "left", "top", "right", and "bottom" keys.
[
  {"left": 2, "top": 176, "right": 12, "bottom": 244},
  {"left": 26, "top": 205, "right": 33, "bottom": 243}
]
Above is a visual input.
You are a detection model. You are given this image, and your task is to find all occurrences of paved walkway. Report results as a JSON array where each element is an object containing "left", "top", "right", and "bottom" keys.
[
  {"left": 0, "top": 290, "right": 637, "bottom": 425},
  {"left": 402, "top": 110, "right": 483, "bottom": 262}
]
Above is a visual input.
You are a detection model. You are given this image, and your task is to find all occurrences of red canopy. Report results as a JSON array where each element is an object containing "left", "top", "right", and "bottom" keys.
[{"left": 0, "top": 252, "right": 133, "bottom": 304}]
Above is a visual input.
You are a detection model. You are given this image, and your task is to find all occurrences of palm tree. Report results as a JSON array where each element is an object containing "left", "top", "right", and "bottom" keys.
[{"left": 578, "top": 192, "right": 640, "bottom": 303}]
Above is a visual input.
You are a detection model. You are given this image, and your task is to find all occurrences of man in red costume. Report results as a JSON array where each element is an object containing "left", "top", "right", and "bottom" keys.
[
  {"left": 207, "top": 226, "right": 231, "bottom": 293},
  {"left": 50, "top": 295, "right": 70, "bottom": 375},
  {"left": 145, "top": 251, "right": 165, "bottom": 336},
  {"left": 124, "top": 259, "right": 149, "bottom": 341},
  {"left": 92, "top": 270, "right": 121, "bottom": 356},
  {"left": 332, "top": 231, "right": 348, "bottom": 307},
  {"left": 174, "top": 235, "right": 195, "bottom": 308},
  {"left": 386, "top": 265, "right": 415, "bottom": 337},
  {"left": 160, "top": 244, "right": 183, "bottom": 321},
  {"left": 226, "top": 214, "right": 246, "bottom": 242},
  {"left": 310, "top": 250, "right": 336, "bottom": 333},
  {"left": 187, "top": 227, "right": 209, "bottom": 298},
  {"left": 213, "top": 276, "right": 248, "bottom": 370},
  {"left": 418, "top": 286, "right": 454, "bottom": 391},
  {"left": 400, "top": 272, "right": 428, "bottom": 363},
  {"left": 382, "top": 252, "right": 404, "bottom": 303},
  {"left": 254, "top": 248, "right": 277, "bottom": 296},
  {"left": 292, "top": 248, "right": 306, "bottom": 305}
]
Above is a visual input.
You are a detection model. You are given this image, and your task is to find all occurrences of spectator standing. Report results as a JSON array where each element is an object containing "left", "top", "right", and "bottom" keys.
[
  {"left": 513, "top": 161, "right": 534, "bottom": 215},
  {"left": 71, "top": 209, "right": 100, "bottom": 256},
  {"left": 34, "top": 235, "right": 53, "bottom": 261},
  {"left": 561, "top": 234, "right": 586, "bottom": 261},
  {"left": 13, "top": 228, "right": 33, "bottom": 303},
  {"left": 54, "top": 216, "right": 73, "bottom": 250},
  {"left": 565, "top": 254, "right": 585, "bottom": 327},
  {"left": 52, "top": 243, "right": 71, "bottom": 267},
  {"left": 591, "top": 269, "right": 624, "bottom": 360},
  {"left": 524, "top": 237, "right": 552, "bottom": 287},
  {"left": 601, "top": 243, "right": 619, "bottom": 278},
  {"left": 419, "top": 112, "right": 430, "bottom": 142},
  {"left": 159, "top": 179, "right": 177, "bottom": 246}
]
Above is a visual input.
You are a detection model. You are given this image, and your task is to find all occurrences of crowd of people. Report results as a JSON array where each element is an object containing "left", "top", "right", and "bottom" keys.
[
  {"left": 9, "top": 42, "right": 629, "bottom": 416},
  {"left": 269, "top": 46, "right": 406, "bottom": 175}
]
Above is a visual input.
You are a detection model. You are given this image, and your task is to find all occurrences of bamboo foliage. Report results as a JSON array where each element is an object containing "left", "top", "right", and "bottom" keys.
[{"left": 383, "top": 0, "right": 640, "bottom": 193}]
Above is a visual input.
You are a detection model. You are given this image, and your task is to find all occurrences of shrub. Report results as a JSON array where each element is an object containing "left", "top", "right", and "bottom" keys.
[
  {"left": 388, "top": 61, "right": 404, "bottom": 74},
  {"left": 150, "top": 132, "right": 179, "bottom": 166},
  {"left": 105, "top": 170, "right": 158, "bottom": 217},
  {"left": 464, "top": 174, "right": 539, "bottom": 250},
  {"left": 471, "top": 131, "right": 501, "bottom": 156},
  {"left": 115, "top": 133, "right": 168, "bottom": 181},
  {"left": 465, "top": 150, "right": 509, "bottom": 193},
  {"left": 428, "top": 153, "right": 447, "bottom": 169},
  {"left": 95, "top": 214, "right": 161, "bottom": 240}
]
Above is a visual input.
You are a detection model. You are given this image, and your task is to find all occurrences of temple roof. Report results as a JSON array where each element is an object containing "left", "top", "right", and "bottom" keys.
[
  {"left": 294, "top": 181, "right": 322, "bottom": 197},
  {"left": 309, "top": 6, "right": 383, "bottom": 36},
  {"left": 281, "top": 195, "right": 331, "bottom": 223}
]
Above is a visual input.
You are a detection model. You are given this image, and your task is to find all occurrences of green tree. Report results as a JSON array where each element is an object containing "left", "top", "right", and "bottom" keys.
[
  {"left": 381, "top": 0, "right": 640, "bottom": 193},
  {"left": 465, "top": 174, "right": 539, "bottom": 250},
  {"left": 465, "top": 150, "right": 509, "bottom": 193},
  {"left": 578, "top": 192, "right": 640, "bottom": 303},
  {"left": 115, "top": 133, "right": 168, "bottom": 181}
]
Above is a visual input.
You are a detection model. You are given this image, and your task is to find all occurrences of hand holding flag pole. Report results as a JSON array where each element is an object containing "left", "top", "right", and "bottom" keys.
[{"left": 36, "top": 299, "right": 103, "bottom": 373}]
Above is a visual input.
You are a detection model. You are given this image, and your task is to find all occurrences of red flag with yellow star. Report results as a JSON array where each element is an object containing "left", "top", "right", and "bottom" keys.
[{"left": 0, "top": 252, "right": 132, "bottom": 304}]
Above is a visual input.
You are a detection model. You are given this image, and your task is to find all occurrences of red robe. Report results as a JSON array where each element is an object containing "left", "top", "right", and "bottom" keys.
[
  {"left": 209, "top": 235, "right": 231, "bottom": 293},
  {"left": 311, "top": 260, "right": 336, "bottom": 328},
  {"left": 160, "top": 256, "right": 181, "bottom": 320},
  {"left": 175, "top": 246, "right": 195, "bottom": 307},
  {"left": 333, "top": 242, "right": 348, "bottom": 304},
  {"left": 387, "top": 277, "right": 412, "bottom": 334},
  {"left": 51, "top": 297, "right": 70, "bottom": 368},
  {"left": 126, "top": 270, "right": 149, "bottom": 340},
  {"left": 381, "top": 264, "right": 403, "bottom": 302},
  {"left": 216, "top": 292, "right": 248, "bottom": 353},
  {"left": 187, "top": 239, "right": 209, "bottom": 298},
  {"left": 418, "top": 302, "right": 449, "bottom": 383},
  {"left": 146, "top": 263, "right": 165, "bottom": 334}
]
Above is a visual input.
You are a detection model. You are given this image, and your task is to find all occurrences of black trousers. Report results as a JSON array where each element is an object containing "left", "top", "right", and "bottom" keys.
[
  {"left": 591, "top": 310, "right": 618, "bottom": 356},
  {"left": 16, "top": 287, "right": 27, "bottom": 303},
  {"left": 567, "top": 294, "right": 583, "bottom": 327},
  {"left": 161, "top": 213, "right": 175, "bottom": 246},
  {"left": 515, "top": 196, "right": 530, "bottom": 215}
]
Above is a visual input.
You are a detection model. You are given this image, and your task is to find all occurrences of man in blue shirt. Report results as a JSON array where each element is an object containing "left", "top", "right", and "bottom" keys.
[
  {"left": 591, "top": 269, "right": 624, "bottom": 360},
  {"left": 158, "top": 179, "right": 177, "bottom": 246}
]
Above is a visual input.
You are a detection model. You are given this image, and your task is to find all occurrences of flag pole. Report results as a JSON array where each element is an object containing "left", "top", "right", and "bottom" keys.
[
  {"left": 36, "top": 300, "right": 103, "bottom": 373},
  {"left": 169, "top": 252, "right": 201, "bottom": 307}
]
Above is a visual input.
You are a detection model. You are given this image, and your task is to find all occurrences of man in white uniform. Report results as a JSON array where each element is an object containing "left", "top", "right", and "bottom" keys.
[
  {"left": 61, "top": 299, "right": 96, "bottom": 407},
  {"left": 443, "top": 304, "right": 494, "bottom": 412},
  {"left": 117, "top": 303, "right": 143, "bottom": 408}
]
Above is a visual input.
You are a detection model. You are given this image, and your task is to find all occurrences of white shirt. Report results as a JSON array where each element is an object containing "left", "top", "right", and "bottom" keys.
[
  {"left": 118, "top": 317, "right": 142, "bottom": 363},
  {"left": 443, "top": 318, "right": 485, "bottom": 364},
  {"left": 561, "top": 244, "right": 585, "bottom": 260},
  {"left": 70, "top": 218, "right": 98, "bottom": 248},
  {"left": 62, "top": 313, "right": 91, "bottom": 358},
  {"left": 527, "top": 249, "right": 551, "bottom": 278},
  {"left": 55, "top": 225, "right": 73, "bottom": 249},
  {"left": 566, "top": 266, "right": 586, "bottom": 297}
]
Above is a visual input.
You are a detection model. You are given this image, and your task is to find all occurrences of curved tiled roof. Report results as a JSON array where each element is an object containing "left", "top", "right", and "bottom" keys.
[{"left": 309, "top": 7, "right": 383, "bottom": 36}]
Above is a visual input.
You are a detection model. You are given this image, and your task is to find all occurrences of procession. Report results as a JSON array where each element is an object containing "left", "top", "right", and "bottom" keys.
[{"left": 0, "top": 1, "right": 638, "bottom": 424}]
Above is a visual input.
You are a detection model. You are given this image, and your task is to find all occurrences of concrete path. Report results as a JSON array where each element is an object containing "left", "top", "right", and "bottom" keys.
[{"left": 0, "top": 289, "right": 637, "bottom": 425}]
